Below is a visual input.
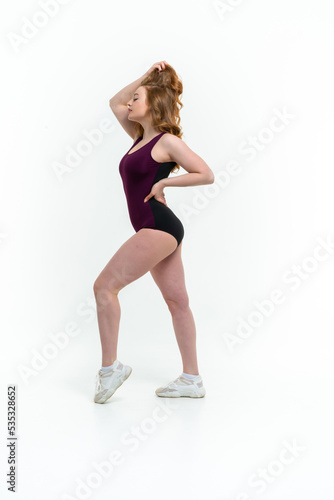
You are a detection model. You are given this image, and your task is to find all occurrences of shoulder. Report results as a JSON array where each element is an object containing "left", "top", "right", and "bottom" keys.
[
  {"left": 160, "top": 132, "right": 184, "bottom": 152},
  {"left": 161, "top": 132, "right": 182, "bottom": 144},
  {"left": 151, "top": 132, "right": 183, "bottom": 164},
  {"left": 154, "top": 132, "right": 195, "bottom": 165},
  {"left": 161, "top": 132, "right": 186, "bottom": 155},
  {"left": 159, "top": 133, "right": 213, "bottom": 177}
]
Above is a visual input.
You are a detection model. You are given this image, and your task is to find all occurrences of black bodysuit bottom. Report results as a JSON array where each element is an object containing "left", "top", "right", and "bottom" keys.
[{"left": 148, "top": 198, "right": 184, "bottom": 247}]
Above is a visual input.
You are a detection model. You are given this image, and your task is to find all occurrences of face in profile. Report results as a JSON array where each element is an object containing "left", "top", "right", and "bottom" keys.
[{"left": 127, "top": 86, "right": 149, "bottom": 121}]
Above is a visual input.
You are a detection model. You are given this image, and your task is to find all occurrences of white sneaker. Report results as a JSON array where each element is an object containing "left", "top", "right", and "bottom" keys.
[
  {"left": 155, "top": 374, "right": 206, "bottom": 398},
  {"left": 94, "top": 360, "right": 132, "bottom": 403}
]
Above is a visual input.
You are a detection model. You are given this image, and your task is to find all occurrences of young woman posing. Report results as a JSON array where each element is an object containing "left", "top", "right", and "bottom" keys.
[{"left": 93, "top": 61, "right": 214, "bottom": 403}]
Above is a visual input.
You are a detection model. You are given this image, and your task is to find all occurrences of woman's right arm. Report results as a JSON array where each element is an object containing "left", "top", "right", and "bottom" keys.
[
  {"left": 109, "top": 72, "right": 148, "bottom": 109},
  {"left": 109, "top": 73, "right": 148, "bottom": 140},
  {"left": 109, "top": 62, "right": 167, "bottom": 140}
]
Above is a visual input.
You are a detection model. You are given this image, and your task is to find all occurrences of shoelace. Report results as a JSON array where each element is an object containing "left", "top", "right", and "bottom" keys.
[
  {"left": 174, "top": 375, "right": 199, "bottom": 386},
  {"left": 96, "top": 373, "right": 102, "bottom": 392},
  {"left": 167, "top": 375, "right": 189, "bottom": 388},
  {"left": 96, "top": 369, "right": 109, "bottom": 392},
  {"left": 96, "top": 366, "right": 120, "bottom": 393}
]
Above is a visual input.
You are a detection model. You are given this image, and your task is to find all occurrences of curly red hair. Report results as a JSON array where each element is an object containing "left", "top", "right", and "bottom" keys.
[{"left": 134, "top": 63, "right": 184, "bottom": 173}]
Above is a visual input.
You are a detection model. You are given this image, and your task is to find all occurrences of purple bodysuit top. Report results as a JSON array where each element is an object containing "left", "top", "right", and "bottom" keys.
[{"left": 119, "top": 132, "right": 177, "bottom": 232}]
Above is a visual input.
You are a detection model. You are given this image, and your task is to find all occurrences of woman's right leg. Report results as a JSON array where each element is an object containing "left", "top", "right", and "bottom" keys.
[
  {"left": 93, "top": 228, "right": 178, "bottom": 366},
  {"left": 149, "top": 241, "right": 200, "bottom": 376}
]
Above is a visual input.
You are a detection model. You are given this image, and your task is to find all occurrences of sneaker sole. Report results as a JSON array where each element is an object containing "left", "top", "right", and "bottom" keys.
[
  {"left": 155, "top": 389, "right": 206, "bottom": 398},
  {"left": 94, "top": 367, "right": 132, "bottom": 404}
]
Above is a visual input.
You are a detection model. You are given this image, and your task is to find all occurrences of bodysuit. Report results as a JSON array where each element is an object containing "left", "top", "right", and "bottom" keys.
[{"left": 119, "top": 132, "right": 184, "bottom": 247}]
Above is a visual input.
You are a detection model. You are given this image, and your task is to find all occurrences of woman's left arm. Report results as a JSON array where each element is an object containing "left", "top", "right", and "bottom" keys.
[
  {"left": 144, "top": 135, "right": 215, "bottom": 204},
  {"left": 161, "top": 134, "right": 214, "bottom": 187}
]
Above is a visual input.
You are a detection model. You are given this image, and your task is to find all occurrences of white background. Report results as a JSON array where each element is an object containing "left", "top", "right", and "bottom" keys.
[{"left": 1, "top": 0, "right": 334, "bottom": 498}]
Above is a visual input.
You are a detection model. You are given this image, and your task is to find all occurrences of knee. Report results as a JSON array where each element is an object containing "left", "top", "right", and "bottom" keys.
[
  {"left": 165, "top": 293, "right": 189, "bottom": 313},
  {"left": 93, "top": 275, "right": 121, "bottom": 298},
  {"left": 93, "top": 278, "right": 105, "bottom": 296},
  {"left": 93, "top": 279, "right": 110, "bottom": 308}
]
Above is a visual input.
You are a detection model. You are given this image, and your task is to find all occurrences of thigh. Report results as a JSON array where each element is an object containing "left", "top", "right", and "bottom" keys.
[
  {"left": 94, "top": 228, "right": 178, "bottom": 293},
  {"left": 149, "top": 241, "right": 189, "bottom": 306}
]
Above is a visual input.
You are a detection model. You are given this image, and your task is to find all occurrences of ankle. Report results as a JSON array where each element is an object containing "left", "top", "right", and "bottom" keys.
[
  {"left": 182, "top": 371, "right": 199, "bottom": 380},
  {"left": 182, "top": 368, "right": 199, "bottom": 376},
  {"left": 102, "top": 358, "right": 117, "bottom": 366},
  {"left": 101, "top": 360, "right": 117, "bottom": 372}
]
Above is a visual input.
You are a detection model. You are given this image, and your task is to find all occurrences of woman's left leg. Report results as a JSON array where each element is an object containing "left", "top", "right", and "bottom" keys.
[
  {"left": 93, "top": 228, "right": 178, "bottom": 366},
  {"left": 149, "top": 241, "right": 200, "bottom": 375}
]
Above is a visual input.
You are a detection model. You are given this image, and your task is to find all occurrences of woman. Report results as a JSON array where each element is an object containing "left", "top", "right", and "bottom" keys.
[{"left": 94, "top": 61, "right": 214, "bottom": 404}]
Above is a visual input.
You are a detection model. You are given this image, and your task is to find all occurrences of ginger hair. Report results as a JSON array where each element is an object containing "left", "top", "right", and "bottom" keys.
[{"left": 134, "top": 63, "right": 184, "bottom": 173}]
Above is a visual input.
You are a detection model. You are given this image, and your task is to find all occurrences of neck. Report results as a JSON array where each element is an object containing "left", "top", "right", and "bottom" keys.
[{"left": 137, "top": 120, "right": 161, "bottom": 141}]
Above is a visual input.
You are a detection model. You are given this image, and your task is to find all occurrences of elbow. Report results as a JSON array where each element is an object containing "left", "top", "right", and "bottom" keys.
[
  {"left": 205, "top": 172, "right": 215, "bottom": 184},
  {"left": 109, "top": 98, "right": 116, "bottom": 109},
  {"left": 201, "top": 166, "right": 214, "bottom": 184}
]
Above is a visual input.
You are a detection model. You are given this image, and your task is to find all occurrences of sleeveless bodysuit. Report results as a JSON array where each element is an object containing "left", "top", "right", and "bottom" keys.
[{"left": 119, "top": 132, "right": 184, "bottom": 247}]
